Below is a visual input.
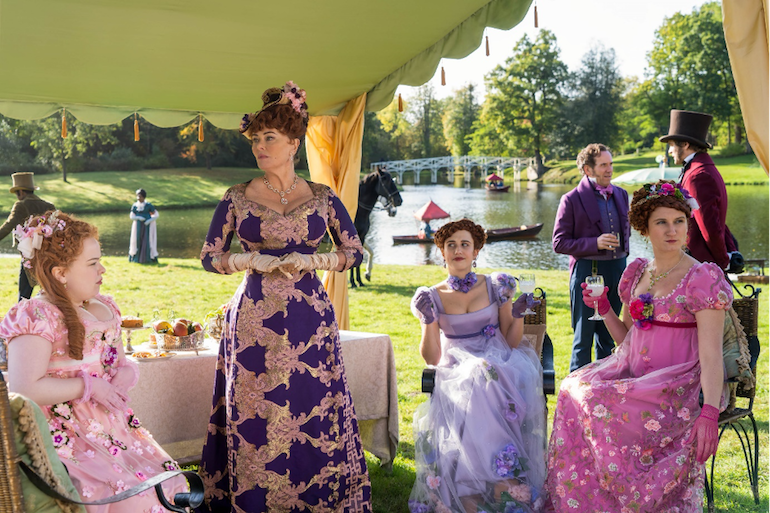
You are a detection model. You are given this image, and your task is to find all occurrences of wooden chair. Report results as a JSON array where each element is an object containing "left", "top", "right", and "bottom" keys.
[
  {"left": 705, "top": 283, "right": 761, "bottom": 512},
  {"left": 421, "top": 288, "right": 555, "bottom": 398},
  {"left": 0, "top": 372, "right": 204, "bottom": 513}
]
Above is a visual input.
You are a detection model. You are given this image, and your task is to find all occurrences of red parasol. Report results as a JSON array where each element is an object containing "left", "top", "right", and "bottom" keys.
[
  {"left": 486, "top": 173, "right": 504, "bottom": 181},
  {"left": 413, "top": 200, "right": 450, "bottom": 221}
]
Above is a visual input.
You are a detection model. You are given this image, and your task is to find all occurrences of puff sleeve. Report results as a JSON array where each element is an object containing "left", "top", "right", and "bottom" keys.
[
  {"left": 411, "top": 287, "right": 438, "bottom": 325},
  {"left": 490, "top": 272, "right": 517, "bottom": 306},
  {"left": 619, "top": 258, "right": 647, "bottom": 305},
  {"left": 0, "top": 299, "right": 60, "bottom": 346},
  {"left": 684, "top": 262, "right": 733, "bottom": 312}
]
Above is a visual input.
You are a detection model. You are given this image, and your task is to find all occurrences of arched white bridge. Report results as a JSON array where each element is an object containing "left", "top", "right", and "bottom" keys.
[{"left": 370, "top": 156, "right": 537, "bottom": 184}]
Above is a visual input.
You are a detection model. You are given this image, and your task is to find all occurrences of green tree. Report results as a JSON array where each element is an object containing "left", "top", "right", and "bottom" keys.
[
  {"left": 362, "top": 111, "right": 393, "bottom": 169},
  {"left": 471, "top": 30, "right": 568, "bottom": 174},
  {"left": 179, "top": 117, "right": 241, "bottom": 170},
  {"left": 616, "top": 78, "right": 659, "bottom": 153},
  {"left": 28, "top": 115, "right": 119, "bottom": 181},
  {"left": 567, "top": 44, "right": 623, "bottom": 152},
  {"left": 641, "top": 1, "right": 742, "bottom": 145},
  {"left": 442, "top": 84, "right": 480, "bottom": 157},
  {"left": 409, "top": 85, "right": 448, "bottom": 158},
  {"left": 376, "top": 98, "right": 419, "bottom": 161}
]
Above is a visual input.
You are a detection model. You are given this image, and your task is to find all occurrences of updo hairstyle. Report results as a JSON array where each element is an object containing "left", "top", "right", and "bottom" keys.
[
  {"left": 247, "top": 103, "right": 308, "bottom": 142},
  {"left": 433, "top": 218, "right": 487, "bottom": 253},
  {"left": 628, "top": 180, "right": 692, "bottom": 234},
  {"left": 28, "top": 211, "right": 99, "bottom": 359}
]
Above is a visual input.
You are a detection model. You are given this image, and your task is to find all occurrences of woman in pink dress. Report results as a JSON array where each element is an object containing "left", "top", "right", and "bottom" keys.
[
  {"left": 545, "top": 180, "right": 731, "bottom": 512},
  {"left": 0, "top": 211, "right": 187, "bottom": 512}
]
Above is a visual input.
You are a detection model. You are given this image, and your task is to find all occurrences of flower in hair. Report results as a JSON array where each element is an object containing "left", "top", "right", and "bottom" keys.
[
  {"left": 640, "top": 183, "right": 699, "bottom": 215},
  {"left": 283, "top": 81, "right": 308, "bottom": 118},
  {"left": 13, "top": 210, "right": 66, "bottom": 264}
]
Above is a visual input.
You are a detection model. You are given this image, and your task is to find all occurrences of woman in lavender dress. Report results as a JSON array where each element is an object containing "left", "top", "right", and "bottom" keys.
[
  {"left": 196, "top": 82, "right": 371, "bottom": 512},
  {"left": 409, "top": 219, "right": 547, "bottom": 513},
  {"left": 545, "top": 181, "right": 731, "bottom": 512}
]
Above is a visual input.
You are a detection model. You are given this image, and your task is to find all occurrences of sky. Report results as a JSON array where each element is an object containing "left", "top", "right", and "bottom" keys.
[{"left": 397, "top": 0, "right": 713, "bottom": 100}]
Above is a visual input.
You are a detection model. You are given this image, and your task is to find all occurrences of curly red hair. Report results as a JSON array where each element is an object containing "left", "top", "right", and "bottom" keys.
[
  {"left": 28, "top": 211, "right": 98, "bottom": 359},
  {"left": 433, "top": 218, "right": 487, "bottom": 253},
  {"left": 628, "top": 180, "right": 692, "bottom": 234}
]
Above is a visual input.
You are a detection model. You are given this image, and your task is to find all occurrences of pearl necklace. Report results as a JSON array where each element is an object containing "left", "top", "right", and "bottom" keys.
[
  {"left": 263, "top": 175, "right": 298, "bottom": 205},
  {"left": 648, "top": 252, "right": 685, "bottom": 291}
]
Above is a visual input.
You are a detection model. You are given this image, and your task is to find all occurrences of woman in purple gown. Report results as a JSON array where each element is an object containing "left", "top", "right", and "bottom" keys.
[
  {"left": 545, "top": 181, "right": 731, "bottom": 512},
  {"left": 196, "top": 81, "right": 371, "bottom": 512},
  {"left": 409, "top": 219, "right": 547, "bottom": 513}
]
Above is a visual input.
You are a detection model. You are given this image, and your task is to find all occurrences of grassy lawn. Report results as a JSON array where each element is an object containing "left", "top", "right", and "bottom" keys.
[
  {"left": 0, "top": 258, "right": 766, "bottom": 512},
  {"left": 7, "top": 168, "right": 312, "bottom": 214},
  {"left": 542, "top": 149, "right": 768, "bottom": 185}
]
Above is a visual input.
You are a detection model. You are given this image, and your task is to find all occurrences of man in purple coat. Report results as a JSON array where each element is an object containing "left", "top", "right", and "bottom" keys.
[
  {"left": 553, "top": 143, "right": 630, "bottom": 371},
  {"left": 660, "top": 109, "right": 738, "bottom": 270}
]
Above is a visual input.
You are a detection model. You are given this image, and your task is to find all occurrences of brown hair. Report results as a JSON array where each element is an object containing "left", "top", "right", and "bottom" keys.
[
  {"left": 28, "top": 212, "right": 98, "bottom": 359},
  {"left": 245, "top": 104, "right": 307, "bottom": 142},
  {"left": 628, "top": 180, "right": 692, "bottom": 234},
  {"left": 576, "top": 143, "right": 610, "bottom": 174},
  {"left": 433, "top": 218, "right": 487, "bottom": 252},
  {"left": 672, "top": 139, "right": 709, "bottom": 154}
]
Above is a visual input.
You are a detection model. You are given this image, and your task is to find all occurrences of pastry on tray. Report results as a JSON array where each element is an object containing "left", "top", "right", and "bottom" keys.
[{"left": 121, "top": 316, "right": 144, "bottom": 328}]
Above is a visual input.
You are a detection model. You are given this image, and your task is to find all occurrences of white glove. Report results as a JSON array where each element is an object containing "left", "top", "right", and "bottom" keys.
[
  {"left": 228, "top": 252, "right": 287, "bottom": 275},
  {"left": 130, "top": 212, "right": 139, "bottom": 221},
  {"left": 278, "top": 252, "right": 341, "bottom": 274},
  {"left": 144, "top": 218, "right": 153, "bottom": 225}
]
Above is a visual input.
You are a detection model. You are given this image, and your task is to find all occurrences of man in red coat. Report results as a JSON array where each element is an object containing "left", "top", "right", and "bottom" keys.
[{"left": 660, "top": 109, "right": 737, "bottom": 270}]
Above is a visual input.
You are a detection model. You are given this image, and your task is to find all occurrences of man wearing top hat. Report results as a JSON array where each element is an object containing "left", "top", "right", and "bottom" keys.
[
  {"left": 660, "top": 109, "right": 738, "bottom": 271},
  {"left": 0, "top": 172, "right": 55, "bottom": 300}
]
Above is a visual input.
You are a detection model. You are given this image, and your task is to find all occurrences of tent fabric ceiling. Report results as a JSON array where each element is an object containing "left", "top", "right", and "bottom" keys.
[{"left": 0, "top": 0, "right": 532, "bottom": 129}]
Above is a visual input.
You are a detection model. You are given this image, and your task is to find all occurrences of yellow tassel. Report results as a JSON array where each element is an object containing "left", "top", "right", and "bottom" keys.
[
  {"left": 534, "top": 4, "right": 539, "bottom": 28},
  {"left": 134, "top": 114, "right": 140, "bottom": 142},
  {"left": 61, "top": 109, "right": 67, "bottom": 139},
  {"left": 486, "top": 35, "right": 490, "bottom": 56},
  {"left": 198, "top": 114, "right": 204, "bottom": 142},
  {"left": 441, "top": 66, "right": 446, "bottom": 86},
  {"left": 398, "top": 94, "right": 403, "bottom": 112}
]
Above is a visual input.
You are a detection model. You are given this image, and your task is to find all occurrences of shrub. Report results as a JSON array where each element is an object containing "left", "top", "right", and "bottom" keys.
[{"left": 717, "top": 142, "right": 749, "bottom": 158}]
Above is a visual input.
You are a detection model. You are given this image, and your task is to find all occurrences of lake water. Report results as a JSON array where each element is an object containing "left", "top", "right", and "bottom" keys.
[{"left": 0, "top": 183, "right": 766, "bottom": 271}]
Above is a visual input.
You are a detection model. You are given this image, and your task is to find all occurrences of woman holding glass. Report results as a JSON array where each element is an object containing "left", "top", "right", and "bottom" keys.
[
  {"left": 409, "top": 218, "right": 546, "bottom": 513},
  {"left": 544, "top": 180, "right": 732, "bottom": 512}
]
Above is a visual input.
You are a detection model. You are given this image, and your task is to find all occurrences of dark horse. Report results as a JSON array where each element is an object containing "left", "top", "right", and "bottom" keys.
[{"left": 350, "top": 168, "right": 402, "bottom": 287}]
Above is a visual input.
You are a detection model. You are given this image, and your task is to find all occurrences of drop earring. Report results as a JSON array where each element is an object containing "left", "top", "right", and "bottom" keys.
[{"left": 472, "top": 259, "right": 477, "bottom": 268}]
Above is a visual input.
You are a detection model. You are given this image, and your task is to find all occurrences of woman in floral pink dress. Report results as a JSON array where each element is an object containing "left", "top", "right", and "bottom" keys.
[
  {"left": 545, "top": 181, "right": 732, "bottom": 512},
  {"left": 0, "top": 211, "right": 187, "bottom": 512}
]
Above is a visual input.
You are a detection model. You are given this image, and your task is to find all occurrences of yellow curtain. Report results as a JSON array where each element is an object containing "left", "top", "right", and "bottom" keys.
[
  {"left": 305, "top": 93, "right": 367, "bottom": 329},
  {"left": 723, "top": 0, "right": 769, "bottom": 174}
]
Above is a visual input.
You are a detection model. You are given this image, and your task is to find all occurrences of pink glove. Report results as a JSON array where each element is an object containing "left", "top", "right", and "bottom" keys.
[
  {"left": 111, "top": 358, "right": 139, "bottom": 396},
  {"left": 78, "top": 372, "right": 129, "bottom": 415},
  {"left": 581, "top": 282, "right": 611, "bottom": 315},
  {"left": 686, "top": 404, "right": 720, "bottom": 463}
]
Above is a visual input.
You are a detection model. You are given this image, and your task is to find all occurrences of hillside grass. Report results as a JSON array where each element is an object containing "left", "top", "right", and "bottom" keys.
[
  {"left": 0, "top": 258, "right": 765, "bottom": 512},
  {"left": 541, "top": 149, "right": 768, "bottom": 185}
]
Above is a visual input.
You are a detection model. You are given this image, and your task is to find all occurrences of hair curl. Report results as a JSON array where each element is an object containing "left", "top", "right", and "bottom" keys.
[
  {"left": 246, "top": 104, "right": 307, "bottom": 142},
  {"left": 576, "top": 143, "right": 610, "bottom": 174},
  {"left": 628, "top": 180, "right": 691, "bottom": 234},
  {"left": 28, "top": 211, "right": 98, "bottom": 360},
  {"left": 433, "top": 218, "right": 487, "bottom": 253}
]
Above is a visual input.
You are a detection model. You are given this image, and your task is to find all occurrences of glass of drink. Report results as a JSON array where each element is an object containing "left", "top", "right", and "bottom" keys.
[
  {"left": 611, "top": 232, "right": 621, "bottom": 251},
  {"left": 519, "top": 273, "right": 537, "bottom": 315},
  {"left": 585, "top": 275, "right": 605, "bottom": 320}
]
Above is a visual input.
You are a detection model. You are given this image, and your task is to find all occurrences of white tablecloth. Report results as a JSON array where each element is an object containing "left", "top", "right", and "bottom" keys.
[{"left": 129, "top": 330, "right": 399, "bottom": 466}]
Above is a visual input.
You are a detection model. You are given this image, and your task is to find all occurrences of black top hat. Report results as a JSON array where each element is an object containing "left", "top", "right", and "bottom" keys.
[{"left": 659, "top": 109, "right": 713, "bottom": 149}]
